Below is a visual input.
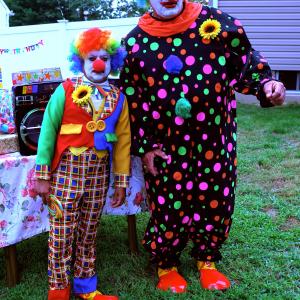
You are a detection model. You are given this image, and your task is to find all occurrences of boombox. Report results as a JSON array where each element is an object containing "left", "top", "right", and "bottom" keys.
[{"left": 13, "top": 81, "right": 62, "bottom": 156}]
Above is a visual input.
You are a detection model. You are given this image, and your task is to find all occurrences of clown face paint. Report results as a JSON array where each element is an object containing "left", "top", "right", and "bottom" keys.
[
  {"left": 149, "top": 0, "right": 184, "bottom": 19},
  {"left": 83, "top": 49, "right": 111, "bottom": 83}
]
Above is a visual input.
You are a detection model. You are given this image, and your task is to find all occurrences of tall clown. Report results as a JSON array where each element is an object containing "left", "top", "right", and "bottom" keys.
[
  {"left": 34, "top": 28, "right": 130, "bottom": 300},
  {"left": 120, "top": 0, "right": 285, "bottom": 293}
]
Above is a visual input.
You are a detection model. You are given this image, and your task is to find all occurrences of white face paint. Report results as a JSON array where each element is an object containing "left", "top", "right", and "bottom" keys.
[
  {"left": 150, "top": 0, "right": 184, "bottom": 19},
  {"left": 83, "top": 49, "right": 111, "bottom": 83}
]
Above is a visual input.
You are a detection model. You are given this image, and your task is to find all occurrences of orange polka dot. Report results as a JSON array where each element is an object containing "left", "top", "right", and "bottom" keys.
[
  {"left": 158, "top": 123, "right": 164, "bottom": 130},
  {"left": 189, "top": 33, "right": 196, "bottom": 39},
  {"left": 222, "top": 173, "right": 227, "bottom": 179},
  {"left": 179, "top": 211, "right": 184, "bottom": 217},
  {"left": 187, "top": 194, "right": 192, "bottom": 200},
  {"left": 206, "top": 80, "right": 210, "bottom": 84},
  {"left": 157, "top": 53, "right": 164, "bottom": 59},
  {"left": 234, "top": 158, "right": 238, "bottom": 166},
  {"left": 214, "top": 216, "right": 220, "bottom": 221},
  {"left": 238, "top": 28, "right": 244, "bottom": 34},
  {"left": 131, "top": 102, "right": 137, "bottom": 109},
  {"left": 257, "top": 63, "right": 264, "bottom": 70},
  {"left": 215, "top": 82, "right": 222, "bottom": 93},
  {"left": 224, "top": 219, "right": 230, "bottom": 225},
  {"left": 166, "top": 37, "right": 173, "bottom": 43},
  {"left": 151, "top": 241, "right": 156, "bottom": 250},
  {"left": 171, "top": 145, "right": 176, "bottom": 151},
  {"left": 193, "top": 96, "right": 199, "bottom": 103},
  {"left": 180, "top": 49, "right": 187, "bottom": 55},
  {"left": 134, "top": 74, "right": 139, "bottom": 81},
  {"left": 173, "top": 171, "right": 182, "bottom": 181},
  {"left": 155, "top": 179, "right": 160, "bottom": 186},
  {"left": 212, "top": 235, "right": 218, "bottom": 242},
  {"left": 171, "top": 99, "right": 176, "bottom": 105},
  {"left": 147, "top": 77, "right": 155, "bottom": 87},
  {"left": 210, "top": 200, "right": 219, "bottom": 208},
  {"left": 202, "top": 38, "right": 211, "bottom": 45},
  {"left": 165, "top": 231, "right": 174, "bottom": 239},
  {"left": 199, "top": 195, "right": 205, "bottom": 201},
  {"left": 222, "top": 31, "right": 228, "bottom": 38},
  {"left": 210, "top": 52, "right": 216, "bottom": 59},
  {"left": 205, "top": 150, "right": 214, "bottom": 160}
]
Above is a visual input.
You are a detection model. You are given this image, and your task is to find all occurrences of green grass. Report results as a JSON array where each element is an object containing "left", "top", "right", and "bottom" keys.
[{"left": 1, "top": 103, "right": 299, "bottom": 300}]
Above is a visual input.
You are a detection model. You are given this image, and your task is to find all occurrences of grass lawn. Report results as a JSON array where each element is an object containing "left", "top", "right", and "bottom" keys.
[{"left": 0, "top": 103, "right": 299, "bottom": 300}]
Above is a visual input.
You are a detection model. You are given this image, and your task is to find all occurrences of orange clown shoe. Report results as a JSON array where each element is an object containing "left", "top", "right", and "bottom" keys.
[
  {"left": 156, "top": 267, "right": 187, "bottom": 293},
  {"left": 75, "top": 290, "right": 118, "bottom": 300},
  {"left": 48, "top": 286, "right": 71, "bottom": 300},
  {"left": 197, "top": 261, "right": 230, "bottom": 290}
]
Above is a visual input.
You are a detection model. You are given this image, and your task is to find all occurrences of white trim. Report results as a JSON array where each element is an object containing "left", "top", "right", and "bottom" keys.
[
  {"left": 212, "top": 0, "right": 218, "bottom": 8},
  {"left": 0, "top": 0, "right": 11, "bottom": 28}
]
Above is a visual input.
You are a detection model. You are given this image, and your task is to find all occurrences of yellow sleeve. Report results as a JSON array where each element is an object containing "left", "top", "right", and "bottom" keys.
[{"left": 113, "top": 97, "right": 131, "bottom": 176}]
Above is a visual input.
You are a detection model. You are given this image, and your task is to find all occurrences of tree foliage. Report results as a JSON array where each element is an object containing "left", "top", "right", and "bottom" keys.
[{"left": 4, "top": 0, "right": 147, "bottom": 26}]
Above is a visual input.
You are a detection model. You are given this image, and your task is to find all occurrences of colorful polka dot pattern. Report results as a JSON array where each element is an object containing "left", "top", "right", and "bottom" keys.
[{"left": 120, "top": 6, "right": 272, "bottom": 268}]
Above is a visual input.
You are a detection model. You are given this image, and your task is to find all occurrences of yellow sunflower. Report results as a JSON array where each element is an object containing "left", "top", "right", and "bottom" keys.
[
  {"left": 72, "top": 85, "right": 93, "bottom": 106},
  {"left": 199, "top": 19, "right": 221, "bottom": 40}
]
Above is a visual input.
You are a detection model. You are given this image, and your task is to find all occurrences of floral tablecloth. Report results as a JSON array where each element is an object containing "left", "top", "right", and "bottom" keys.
[{"left": 0, "top": 153, "right": 147, "bottom": 248}]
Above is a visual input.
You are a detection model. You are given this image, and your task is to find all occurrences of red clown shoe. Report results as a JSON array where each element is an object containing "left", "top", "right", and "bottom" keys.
[
  {"left": 156, "top": 268, "right": 187, "bottom": 293},
  {"left": 75, "top": 290, "right": 118, "bottom": 300},
  {"left": 48, "top": 286, "right": 71, "bottom": 300},
  {"left": 197, "top": 261, "right": 231, "bottom": 290}
]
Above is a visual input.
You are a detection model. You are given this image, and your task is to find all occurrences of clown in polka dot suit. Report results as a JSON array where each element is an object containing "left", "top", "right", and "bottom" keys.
[{"left": 120, "top": 0, "right": 285, "bottom": 293}]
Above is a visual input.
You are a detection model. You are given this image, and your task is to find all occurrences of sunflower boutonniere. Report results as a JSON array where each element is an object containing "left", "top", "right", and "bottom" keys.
[
  {"left": 199, "top": 19, "right": 221, "bottom": 40},
  {"left": 72, "top": 85, "right": 93, "bottom": 106}
]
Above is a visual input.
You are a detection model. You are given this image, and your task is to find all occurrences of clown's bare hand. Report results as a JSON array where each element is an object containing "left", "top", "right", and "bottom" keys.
[
  {"left": 142, "top": 149, "right": 168, "bottom": 176},
  {"left": 111, "top": 187, "right": 126, "bottom": 208},
  {"left": 33, "top": 178, "right": 51, "bottom": 204},
  {"left": 263, "top": 80, "right": 285, "bottom": 106}
]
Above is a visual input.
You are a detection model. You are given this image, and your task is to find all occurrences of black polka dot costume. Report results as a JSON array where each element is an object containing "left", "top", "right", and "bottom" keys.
[{"left": 120, "top": 5, "right": 273, "bottom": 268}]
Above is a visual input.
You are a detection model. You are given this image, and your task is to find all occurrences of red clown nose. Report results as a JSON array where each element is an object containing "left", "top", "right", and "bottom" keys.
[{"left": 93, "top": 59, "right": 105, "bottom": 72}]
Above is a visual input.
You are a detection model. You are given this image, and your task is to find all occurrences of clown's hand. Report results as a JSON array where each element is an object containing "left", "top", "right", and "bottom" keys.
[
  {"left": 111, "top": 187, "right": 126, "bottom": 208},
  {"left": 33, "top": 178, "right": 51, "bottom": 204},
  {"left": 142, "top": 149, "right": 168, "bottom": 176},
  {"left": 263, "top": 80, "right": 285, "bottom": 106}
]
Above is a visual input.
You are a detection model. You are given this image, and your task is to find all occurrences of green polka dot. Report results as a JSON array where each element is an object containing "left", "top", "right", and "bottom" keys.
[
  {"left": 231, "top": 38, "right": 240, "bottom": 47},
  {"left": 151, "top": 95, "right": 156, "bottom": 101},
  {"left": 185, "top": 70, "right": 191, "bottom": 76},
  {"left": 214, "top": 185, "right": 219, "bottom": 191},
  {"left": 221, "top": 149, "right": 225, "bottom": 155},
  {"left": 173, "top": 38, "right": 182, "bottom": 47},
  {"left": 197, "top": 74, "right": 203, "bottom": 80},
  {"left": 218, "top": 56, "right": 226, "bottom": 66},
  {"left": 173, "top": 78, "right": 180, "bottom": 84},
  {"left": 174, "top": 201, "right": 181, "bottom": 209},
  {"left": 150, "top": 42, "right": 159, "bottom": 51},
  {"left": 139, "top": 147, "right": 144, "bottom": 154},
  {"left": 178, "top": 146, "right": 187, "bottom": 155},
  {"left": 126, "top": 87, "right": 134, "bottom": 96},
  {"left": 162, "top": 162, "right": 166, "bottom": 168},
  {"left": 163, "top": 176, "right": 168, "bottom": 182},
  {"left": 204, "top": 89, "right": 209, "bottom": 95},
  {"left": 160, "top": 224, "right": 167, "bottom": 231},
  {"left": 209, "top": 108, "right": 214, "bottom": 114},
  {"left": 127, "top": 37, "right": 136, "bottom": 46},
  {"left": 197, "top": 144, "right": 202, "bottom": 153},
  {"left": 125, "top": 67, "right": 130, "bottom": 73},
  {"left": 163, "top": 74, "right": 169, "bottom": 80},
  {"left": 150, "top": 227, "right": 155, "bottom": 233},
  {"left": 215, "top": 115, "right": 221, "bottom": 125},
  {"left": 204, "top": 168, "right": 210, "bottom": 174},
  {"left": 233, "top": 133, "right": 237, "bottom": 141},
  {"left": 143, "top": 37, "right": 148, "bottom": 43},
  {"left": 143, "top": 50, "right": 147, "bottom": 53},
  {"left": 166, "top": 111, "right": 172, "bottom": 117},
  {"left": 180, "top": 227, "right": 185, "bottom": 232},
  {"left": 169, "top": 193, "right": 174, "bottom": 199}
]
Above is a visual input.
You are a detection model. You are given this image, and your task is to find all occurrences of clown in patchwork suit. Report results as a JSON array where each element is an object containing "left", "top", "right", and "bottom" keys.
[{"left": 34, "top": 28, "right": 130, "bottom": 300}]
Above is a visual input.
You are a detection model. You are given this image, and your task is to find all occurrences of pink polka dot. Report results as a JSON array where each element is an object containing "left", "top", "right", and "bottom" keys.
[
  {"left": 158, "top": 237, "right": 162, "bottom": 243},
  {"left": 176, "top": 184, "right": 182, "bottom": 190},
  {"left": 172, "top": 87, "right": 175, "bottom": 92},
  {"left": 152, "top": 111, "right": 160, "bottom": 119},
  {"left": 186, "top": 181, "right": 193, "bottom": 190},
  {"left": 186, "top": 56, "right": 195, "bottom": 66},
  {"left": 182, "top": 162, "right": 188, "bottom": 169},
  {"left": 202, "top": 134, "right": 208, "bottom": 140},
  {"left": 140, "top": 61, "right": 144, "bottom": 67},
  {"left": 165, "top": 215, "right": 169, "bottom": 221},
  {"left": 222, "top": 73, "right": 227, "bottom": 80},
  {"left": 197, "top": 112, "right": 205, "bottom": 121},
  {"left": 224, "top": 187, "right": 230, "bottom": 197},
  {"left": 194, "top": 213, "right": 200, "bottom": 221},
  {"left": 217, "top": 96, "right": 221, "bottom": 103},
  {"left": 139, "top": 128, "right": 144, "bottom": 137},
  {"left": 167, "top": 155, "right": 172, "bottom": 164},
  {"left": 206, "top": 224, "right": 214, "bottom": 231},
  {"left": 197, "top": 160, "right": 202, "bottom": 167},
  {"left": 231, "top": 100, "right": 237, "bottom": 108},
  {"left": 214, "top": 163, "right": 221, "bottom": 172},
  {"left": 175, "top": 116, "right": 184, "bottom": 125},
  {"left": 132, "top": 44, "right": 139, "bottom": 53},
  {"left": 184, "top": 134, "right": 190, "bottom": 141},
  {"left": 227, "top": 143, "right": 233, "bottom": 152},
  {"left": 234, "top": 19, "right": 242, "bottom": 27},
  {"left": 182, "top": 216, "right": 189, "bottom": 224},
  {"left": 158, "top": 196, "right": 165, "bottom": 205},
  {"left": 152, "top": 68, "right": 156, "bottom": 72},
  {"left": 200, "top": 245, "right": 206, "bottom": 250},
  {"left": 194, "top": 83, "right": 199, "bottom": 88},
  {"left": 158, "top": 89, "right": 167, "bottom": 99},
  {"left": 203, "top": 64, "right": 212, "bottom": 74},
  {"left": 142, "top": 102, "right": 149, "bottom": 111},
  {"left": 182, "top": 84, "right": 189, "bottom": 94},
  {"left": 190, "top": 21, "right": 197, "bottom": 29},
  {"left": 173, "top": 239, "right": 179, "bottom": 246},
  {"left": 199, "top": 182, "right": 208, "bottom": 190},
  {"left": 201, "top": 10, "right": 207, "bottom": 15}
]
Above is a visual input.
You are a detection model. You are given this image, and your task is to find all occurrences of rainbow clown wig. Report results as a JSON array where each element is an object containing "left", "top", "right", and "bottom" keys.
[{"left": 68, "top": 27, "right": 127, "bottom": 74}]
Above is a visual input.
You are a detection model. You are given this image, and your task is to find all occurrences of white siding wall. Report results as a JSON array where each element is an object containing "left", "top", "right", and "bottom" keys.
[
  {"left": 217, "top": 0, "right": 300, "bottom": 71},
  {"left": 0, "top": 0, "right": 10, "bottom": 28}
]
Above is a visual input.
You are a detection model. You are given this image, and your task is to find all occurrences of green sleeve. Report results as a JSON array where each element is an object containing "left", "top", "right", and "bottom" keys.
[{"left": 36, "top": 83, "right": 66, "bottom": 166}]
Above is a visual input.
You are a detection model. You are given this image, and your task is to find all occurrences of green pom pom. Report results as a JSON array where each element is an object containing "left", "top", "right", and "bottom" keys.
[{"left": 175, "top": 98, "right": 192, "bottom": 119}]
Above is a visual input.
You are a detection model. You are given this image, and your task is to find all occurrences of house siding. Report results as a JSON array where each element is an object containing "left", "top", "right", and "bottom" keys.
[{"left": 216, "top": 0, "right": 300, "bottom": 71}]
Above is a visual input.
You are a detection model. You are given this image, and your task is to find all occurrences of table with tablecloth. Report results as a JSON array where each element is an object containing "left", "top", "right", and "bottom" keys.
[{"left": 0, "top": 152, "right": 147, "bottom": 286}]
